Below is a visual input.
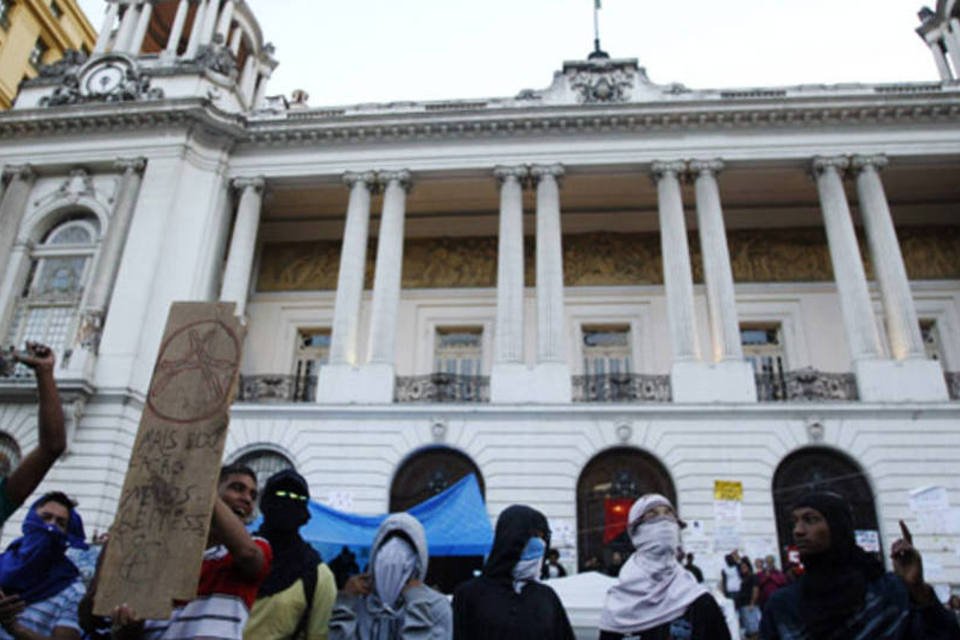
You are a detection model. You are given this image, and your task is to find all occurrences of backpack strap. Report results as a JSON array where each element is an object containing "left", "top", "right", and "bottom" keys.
[{"left": 292, "top": 562, "right": 320, "bottom": 639}]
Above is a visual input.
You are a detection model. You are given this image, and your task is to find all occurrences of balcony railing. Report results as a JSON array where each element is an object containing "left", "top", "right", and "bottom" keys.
[
  {"left": 572, "top": 374, "right": 672, "bottom": 403},
  {"left": 946, "top": 372, "right": 960, "bottom": 401},
  {"left": 756, "top": 368, "right": 858, "bottom": 402},
  {"left": 237, "top": 374, "right": 316, "bottom": 403},
  {"left": 394, "top": 374, "right": 490, "bottom": 403}
]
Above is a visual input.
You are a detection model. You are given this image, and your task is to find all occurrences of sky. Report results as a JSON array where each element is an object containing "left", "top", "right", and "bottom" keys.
[{"left": 75, "top": 0, "right": 938, "bottom": 108}]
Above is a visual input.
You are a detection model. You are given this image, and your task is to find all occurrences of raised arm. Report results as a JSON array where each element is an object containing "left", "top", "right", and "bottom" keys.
[
  {"left": 209, "top": 497, "right": 266, "bottom": 578},
  {"left": 6, "top": 343, "right": 66, "bottom": 506}
]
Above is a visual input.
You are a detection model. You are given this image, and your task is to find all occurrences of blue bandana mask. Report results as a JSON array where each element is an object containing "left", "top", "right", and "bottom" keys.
[{"left": 511, "top": 536, "right": 545, "bottom": 593}]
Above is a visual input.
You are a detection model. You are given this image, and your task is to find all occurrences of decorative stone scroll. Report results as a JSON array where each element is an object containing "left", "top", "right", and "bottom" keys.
[
  {"left": 94, "top": 303, "right": 245, "bottom": 619},
  {"left": 254, "top": 226, "right": 960, "bottom": 292}
]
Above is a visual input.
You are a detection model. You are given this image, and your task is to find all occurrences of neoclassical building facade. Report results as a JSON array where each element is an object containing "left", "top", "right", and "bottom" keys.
[{"left": 1, "top": 0, "right": 959, "bottom": 588}]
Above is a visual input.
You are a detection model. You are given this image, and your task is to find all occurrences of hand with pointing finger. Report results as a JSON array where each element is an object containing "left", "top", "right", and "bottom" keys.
[{"left": 891, "top": 520, "right": 933, "bottom": 605}]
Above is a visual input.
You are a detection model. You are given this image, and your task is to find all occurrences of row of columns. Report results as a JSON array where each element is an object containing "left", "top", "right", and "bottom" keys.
[{"left": 217, "top": 154, "right": 947, "bottom": 404}]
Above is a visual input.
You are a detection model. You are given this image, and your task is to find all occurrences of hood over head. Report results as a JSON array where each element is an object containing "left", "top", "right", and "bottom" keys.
[
  {"left": 483, "top": 504, "right": 550, "bottom": 582},
  {"left": 370, "top": 513, "right": 429, "bottom": 582}
]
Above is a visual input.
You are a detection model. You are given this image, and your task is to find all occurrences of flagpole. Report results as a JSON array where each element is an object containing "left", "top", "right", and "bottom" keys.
[{"left": 593, "top": 0, "right": 601, "bottom": 55}]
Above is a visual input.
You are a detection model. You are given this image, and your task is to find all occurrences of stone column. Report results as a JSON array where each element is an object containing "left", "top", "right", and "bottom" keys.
[
  {"left": 493, "top": 166, "right": 527, "bottom": 365},
  {"left": 215, "top": 0, "right": 235, "bottom": 43},
  {"left": 813, "top": 156, "right": 884, "bottom": 363},
  {"left": 94, "top": 2, "right": 119, "bottom": 53},
  {"left": 113, "top": 2, "right": 140, "bottom": 53},
  {"left": 367, "top": 170, "right": 411, "bottom": 366},
  {"left": 653, "top": 161, "right": 701, "bottom": 363},
  {"left": 328, "top": 172, "right": 376, "bottom": 366},
  {"left": 691, "top": 160, "right": 743, "bottom": 362},
  {"left": 926, "top": 35, "right": 954, "bottom": 81},
  {"left": 228, "top": 26, "right": 242, "bottom": 55},
  {"left": 0, "top": 165, "right": 36, "bottom": 280},
  {"left": 219, "top": 176, "right": 264, "bottom": 317},
  {"left": 531, "top": 164, "right": 566, "bottom": 363},
  {"left": 199, "top": 0, "right": 221, "bottom": 46},
  {"left": 130, "top": 0, "right": 155, "bottom": 54},
  {"left": 945, "top": 19, "right": 960, "bottom": 74},
  {"left": 852, "top": 155, "right": 926, "bottom": 361},
  {"left": 79, "top": 158, "right": 146, "bottom": 351},
  {"left": 162, "top": 0, "right": 190, "bottom": 59},
  {"left": 185, "top": 0, "right": 209, "bottom": 57}
]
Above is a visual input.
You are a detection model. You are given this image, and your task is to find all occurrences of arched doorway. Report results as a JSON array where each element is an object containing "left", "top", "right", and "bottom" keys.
[
  {"left": 390, "top": 446, "right": 485, "bottom": 593},
  {"left": 772, "top": 447, "right": 881, "bottom": 566},
  {"left": 230, "top": 447, "right": 295, "bottom": 504},
  {"left": 576, "top": 447, "right": 675, "bottom": 574}
]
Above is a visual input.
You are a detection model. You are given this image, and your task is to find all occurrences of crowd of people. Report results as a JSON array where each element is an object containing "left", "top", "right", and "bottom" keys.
[{"left": 0, "top": 343, "right": 959, "bottom": 639}]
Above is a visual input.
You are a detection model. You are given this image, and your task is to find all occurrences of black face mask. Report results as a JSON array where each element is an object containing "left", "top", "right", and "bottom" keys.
[{"left": 261, "top": 493, "right": 309, "bottom": 533}]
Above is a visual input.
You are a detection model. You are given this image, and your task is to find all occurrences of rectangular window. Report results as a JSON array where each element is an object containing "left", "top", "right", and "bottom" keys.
[
  {"left": 741, "top": 324, "right": 786, "bottom": 376},
  {"left": 50, "top": 1, "right": 63, "bottom": 19},
  {"left": 0, "top": 0, "right": 9, "bottom": 28},
  {"left": 920, "top": 320, "right": 942, "bottom": 362},
  {"left": 433, "top": 327, "right": 483, "bottom": 376},
  {"left": 582, "top": 325, "right": 632, "bottom": 376},
  {"left": 29, "top": 38, "right": 49, "bottom": 68},
  {"left": 292, "top": 329, "right": 329, "bottom": 401}
]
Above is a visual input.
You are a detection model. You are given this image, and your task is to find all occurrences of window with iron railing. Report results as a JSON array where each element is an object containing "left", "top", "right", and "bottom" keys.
[
  {"left": 29, "top": 38, "right": 49, "bottom": 68},
  {"left": 292, "top": 329, "right": 329, "bottom": 401},
  {"left": 743, "top": 324, "right": 788, "bottom": 400},
  {"left": 920, "top": 319, "right": 943, "bottom": 363},
  {"left": 50, "top": 1, "right": 63, "bottom": 19},
  {"left": 582, "top": 325, "right": 632, "bottom": 375},
  {"left": 0, "top": 0, "right": 10, "bottom": 28},
  {"left": 433, "top": 327, "right": 483, "bottom": 376}
]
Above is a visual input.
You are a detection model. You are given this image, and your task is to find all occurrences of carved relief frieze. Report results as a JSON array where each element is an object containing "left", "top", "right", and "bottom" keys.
[{"left": 255, "top": 226, "right": 960, "bottom": 292}]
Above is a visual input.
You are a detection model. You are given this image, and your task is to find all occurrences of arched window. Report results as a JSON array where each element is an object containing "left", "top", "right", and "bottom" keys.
[
  {"left": 772, "top": 448, "right": 881, "bottom": 566},
  {"left": 576, "top": 447, "right": 675, "bottom": 573},
  {"left": 231, "top": 447, "right": 295, "bottom": 494},
  {"left": 4, "top": 215, "right": 100, "bottom": 373},
  {"left": 389, "top": 446, "right": 485, "bottom": 512},
  {"left": 0, "top": 433, "right": 21, "bottom": 478},
  {"left": 390, "top": 447, "right": 485, "bottom": 593}
]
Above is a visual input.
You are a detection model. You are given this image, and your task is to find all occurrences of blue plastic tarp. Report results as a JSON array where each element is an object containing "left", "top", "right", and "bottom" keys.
[{"left": 251, "top": 473, "right": 492, "bottom": 567}]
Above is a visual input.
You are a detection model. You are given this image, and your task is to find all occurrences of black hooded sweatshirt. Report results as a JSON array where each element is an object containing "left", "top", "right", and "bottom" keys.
[{"left": 453, "top": 505, "right": 575, "bottom": 640}]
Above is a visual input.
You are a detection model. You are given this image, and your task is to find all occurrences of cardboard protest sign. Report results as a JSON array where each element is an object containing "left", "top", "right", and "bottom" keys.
[{"left": 94, "top": 302, "right": 244, "bottom": 618}]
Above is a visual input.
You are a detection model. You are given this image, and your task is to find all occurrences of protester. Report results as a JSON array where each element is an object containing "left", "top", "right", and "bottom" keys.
[
  {"left": 0, "top": 343, "right": 67, "bottom": 527},
  {"left": 453, "top": 504, "right": 573, "bottom": 640},
  {"left": 541, "top": 548, "right": 567, "bottom": 580},
  {"left": 736, "top": 557, "right": 761, "bottom": 638},
  {"left": 756, "top": 556, "right": 787, "bottom": 610},
  {"left": 684, "top": 553, "right": 704, "bottom": 583},
  {"left": 108, "top": 463, "right": 272, "bottom": 640},
  {"left": 760, "top": 491, "right": 960, "bottom": 639},
  {"left": 245, "top": 469, "right": 336, "bottom": 640},
  {"left": 329, "top": 546, "right": 361, "bottom": 591},
  {"left": 598, "top": 494, "right": 730, "bottom": 640},
  {"left": 0, "top": 492, "right": 88, "bottom": 640},
  {"left": 721, "top": 551, "right": 742, "bottom": 605},
  {"left": 330, "top": 512, "right": 451, "bottom": 639}
]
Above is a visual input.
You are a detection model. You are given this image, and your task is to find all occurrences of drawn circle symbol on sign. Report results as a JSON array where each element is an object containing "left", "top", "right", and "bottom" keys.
[{"left": 147, "top": 320, "right": 241, "bottom": 424}]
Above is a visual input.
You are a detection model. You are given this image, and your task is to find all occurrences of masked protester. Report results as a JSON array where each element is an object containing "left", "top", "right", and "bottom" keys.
[
  {"left": 245, "top": 469, "right": 336, "bottom": 640},
  {"left": 760, "top": 491, "right": 960, "bottom": 639},
  {"left": 330, "top": 513, "right": 451, "bottom": 639},
  {"left": 452, "top": 504, "right": 574, "bottom": 640},
  {"left": 0, "top": 492, "right": 88, "bottom": 640},
  {"left": 599, "top": 494, "right": 730, "bottom": 640}
]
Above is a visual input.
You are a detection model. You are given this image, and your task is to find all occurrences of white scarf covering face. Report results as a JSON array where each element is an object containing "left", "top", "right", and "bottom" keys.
[
  {"left": 511, "top": 536, "right": 545, "bottom": 594},
  {"left": 599, "top": 494, "right": 709, "bottom": 634},
  {"left": 373, "top": 536, "right": 419, "bottom": 612}
]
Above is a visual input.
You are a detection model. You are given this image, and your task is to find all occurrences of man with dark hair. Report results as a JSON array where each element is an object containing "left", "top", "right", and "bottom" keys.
[
  {"left": 244, "top": 469, "right": 336, "bottom": 640},
  {"left": 0, "top": 343, "right": 67, "bottom": 526},
  {"left": 109, "top": 464, "right": 273, "bottom": 640},
  {"left": 0, "top": 492, "right": 88, "bottom": 640},
  {"left": 761, "top": 491, "right": 960, "bottom": 639}
]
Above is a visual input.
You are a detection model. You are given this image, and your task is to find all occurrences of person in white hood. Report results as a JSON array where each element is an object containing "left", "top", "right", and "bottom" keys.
[
  {"left": 598, "top": 494, "right": 731, "bottom": 640},
  {"left": 330, "top": 513, "right": 451, "bottom": 640}
]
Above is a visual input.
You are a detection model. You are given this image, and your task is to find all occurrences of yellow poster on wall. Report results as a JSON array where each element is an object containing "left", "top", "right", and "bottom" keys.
[{"left": 714, "top": 480, "right": 744, "bottom": 502}]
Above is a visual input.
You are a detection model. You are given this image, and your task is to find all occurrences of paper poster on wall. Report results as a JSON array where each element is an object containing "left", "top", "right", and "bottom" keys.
[
  {"left": 744, "top": 537, "right": 778, "bottom": 562},
  {"left": 855, "top": 529, "right": 880, "bottom": 553},
  {"left": 714, "top": 525, "right": 741, "bottom": 555},
  {"left": 714, "top": 499, "right": 743, "bottom": 523},
  {"left": 714, "top": 480, "right": 744, "bottom": 502},
  {"left": 549, "top": 518, "right": 576, "bottom": 548},
  {"left": 327, "top": 491, "right": 355, "bottom": 511},
  {"left": 686, "top": 520, "right": 707, "bottom": 538},
  {"left": 909, "top": 486, "right": 950, "bottom": 513}
]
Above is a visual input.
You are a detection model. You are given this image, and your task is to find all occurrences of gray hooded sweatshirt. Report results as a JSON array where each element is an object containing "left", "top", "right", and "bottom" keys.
[{"left": 330, "top": 513, "right": 452, "bottom": 640}]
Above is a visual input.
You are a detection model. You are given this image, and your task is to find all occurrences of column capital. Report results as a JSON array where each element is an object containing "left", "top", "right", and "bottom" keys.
[
  {"left": 377, "top": 170, "right": 412, "bottom": 191},
  {"left": 851, "top": 154, "right": 888, "bottom": 174},
  {"left": 114, "top": 157, "right": 147, "bottom": 174},
  {"left": 529, "top": 163, "right": 564, "bottom": 185},
  {"left": 688, "top": 159, "right": 724, "bottom": 176},
  {"left": 342, "top": 171, "right": 378, "bottom": 191},
  {"left": 493, "top": 165, "right": 529, "bottom": 186},
  {"left": 811, "top": 155, "right": 849, "bottom": 176},
  {"left": 2, "top": 164, "right": 35, "bottom": 182},
  {"left": 232, "top": 176, "right": 265, "bottom": 193},
  {"left": 650, "top": 160, "right": 687, "bottom": 181}
]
